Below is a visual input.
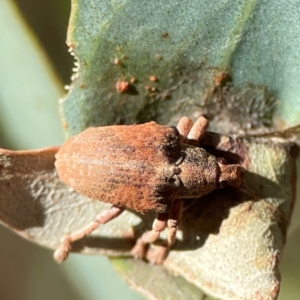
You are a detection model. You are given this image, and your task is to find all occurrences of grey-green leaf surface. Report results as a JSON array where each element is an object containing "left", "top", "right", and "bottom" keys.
[
  {"left": 61, "top": 0, "right": 300, "bottom": 138},
  {"left": 0, "top": 133, "right": 297, "bottom": 300}
]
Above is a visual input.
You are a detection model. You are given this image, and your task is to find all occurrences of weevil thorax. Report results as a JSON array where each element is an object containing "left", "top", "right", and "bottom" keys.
[
  {"left": 175, "top": 145, "right": 219, "bottom": 198},
  {"left": 173, "top": 144, "right": 243, "bottom": 198}
]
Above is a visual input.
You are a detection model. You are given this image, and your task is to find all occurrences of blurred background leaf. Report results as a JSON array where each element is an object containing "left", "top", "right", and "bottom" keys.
[
  {"left": 0, "top": 0, "right": 64, "bottom": 150},
  {"left": 14, "top": 0, "right": 73, "bottom": 84}
]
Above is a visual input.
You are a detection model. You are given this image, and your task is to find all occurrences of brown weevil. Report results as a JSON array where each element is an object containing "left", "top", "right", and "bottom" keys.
[{"left": 54, "top": 116, "right": 243, "bottom": 264}]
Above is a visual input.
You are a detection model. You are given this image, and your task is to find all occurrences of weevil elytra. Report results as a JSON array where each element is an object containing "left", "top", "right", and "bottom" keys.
[{"left": 54, "top": 116, "right": 243, "bottom": 264}]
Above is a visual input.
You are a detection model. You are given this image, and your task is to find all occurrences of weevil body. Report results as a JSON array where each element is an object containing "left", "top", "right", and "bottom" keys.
[{"left": 54, "top": 117, "right": 242, "bottom": 264}]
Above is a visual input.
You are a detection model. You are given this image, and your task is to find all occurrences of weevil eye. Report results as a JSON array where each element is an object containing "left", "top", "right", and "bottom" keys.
[
  {"left": 217, "top": 180, "right": 228, "bottom": 189},
  {"left": 168, "top": 177, "right": 176, "bottom": 184},
  {"left": 172, "top": 166, "right": 182, "bottom": 175},
  {"left": 164, "top": 175, "right": 176, "bottom": 184},
  {"left": 217, "top": 157, "right": 227, "bottom": 164}
]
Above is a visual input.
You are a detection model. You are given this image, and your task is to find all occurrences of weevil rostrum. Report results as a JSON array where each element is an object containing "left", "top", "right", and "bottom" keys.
[{"left": 54, "top": 116, "right": 243, "bottom": 264}]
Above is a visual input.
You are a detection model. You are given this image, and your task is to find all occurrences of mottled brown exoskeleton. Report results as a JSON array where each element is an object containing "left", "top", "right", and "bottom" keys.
[{"left": 54, "top": 116, "right": 242, "bottom": 264}]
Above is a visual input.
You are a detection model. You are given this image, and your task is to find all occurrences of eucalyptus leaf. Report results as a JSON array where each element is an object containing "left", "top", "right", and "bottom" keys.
[
  {"left": 62, "top": 0, "right": 300, "bottom": 138},
  {"left": 0, "top": 132, "right": 297, "bottom": 300}
]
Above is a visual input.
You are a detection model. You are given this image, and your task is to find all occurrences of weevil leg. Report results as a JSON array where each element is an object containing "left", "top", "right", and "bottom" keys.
[
  {"left": 130, "top": 212, "right": 168, "bottom": 260},
  {"left": 149, "top": 199, "right": 183, "bottom": 264},
  {"left": 176, "top": 116, "right": 193, "bottom": 143},
  {"left": 176, "top": 116, "right": 209, "bottom": 145},
  {"left": 186, "top": 116, "right": 209, "bottom": 146},
  {"left": 54, "top": 205, "right": 124, "bottom": 262},
  {"left": 200, "top": 131, "right": 235, "bottom": 152},
  {"left": 167, "top": 199, "right": 183, "bottom": 246}
]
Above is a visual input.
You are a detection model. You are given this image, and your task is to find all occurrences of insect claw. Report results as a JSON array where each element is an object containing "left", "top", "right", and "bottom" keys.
[
  {"left": 130, "top": 242, "right": 146, "bottom": 259},
  {"left": 148, "top": 244, "right": 168, "bottom": 265},
  {"left": 53, "top": 236, "right": 72, "bottom": 262},
  {"left": 53, "top": 248, "right": 69, "bottom": 263}
]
